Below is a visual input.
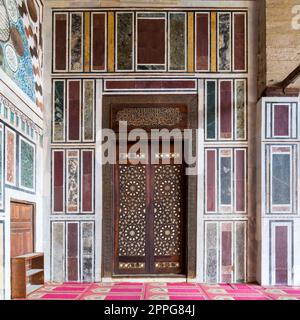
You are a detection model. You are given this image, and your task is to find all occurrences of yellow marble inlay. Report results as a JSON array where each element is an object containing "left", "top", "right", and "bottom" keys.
[
  {"left": 108, "top": 12, "right": 115, "bottom": 72},
  {"left": 84, "top": 12, "right": 91, "bottom": 72},
  {"left": 210, "top": 12, "right": 217, "bottom": 72},
  {"left": 187, "top": 12, "right": 194, "bottom": 73}
]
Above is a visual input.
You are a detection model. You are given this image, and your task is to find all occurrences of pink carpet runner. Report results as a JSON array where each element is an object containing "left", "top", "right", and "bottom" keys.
[{"left": 25, "top": 282, "right": 300, "bottom": 300}]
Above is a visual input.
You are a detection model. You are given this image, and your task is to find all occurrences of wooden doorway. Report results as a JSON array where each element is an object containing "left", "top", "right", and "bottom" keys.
[
  {"left": 10, "top": 202, "right": 35, "bottom": 258},
  {"left": 114, "top": 142, "right": 186, "bottom": 276}
]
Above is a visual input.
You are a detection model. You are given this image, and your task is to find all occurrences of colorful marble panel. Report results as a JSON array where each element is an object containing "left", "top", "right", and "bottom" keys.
[
  {"left": 220, "top": 153, "right": 232, "bottom": 206},
  {"left": 0, "top": 125, "right": 3, "bottom": 209},
  {"left": 84, "top": 12, "right": 91, "bottom": 72},
  {"left": 218, "top": 13, "right": 231, "bottom": 71},
  {"left": 233, "top": 13, "right": 246, "bottom": 71},
  {"left": 83, "top": 80, "right": 94, "bottom": 142},
  {"left": 210, "top": 12, "right": 217, "bottom": 72},
  {"left": 235, "top": 80, "right": 246, "bottom": 140},
  {"left": 116, "top": 12, "right": 133, "bottom": 71},
  {"left": 235, "top": 149, "right": 246, "bottom": 212},
  {"left": 206, "top": 81, "right": 216, "bottom": 139},
  {"left": 54, "top": 13, "right": 67, "bottom": 71},
  {"left": 107, "top": 12, "right": 115, "bottom": 72},
  {"left": 5, "top": 127, "right": 16, "bottom": 185},
  {"left": 205, "top": 222, "right": 218, "bottom": 283},
  {"left": 51, "top": 222, "right": 65, "bottom": 282},
  {"left": 187, "top": 12, "right": 194, "bottom": 72},
  {"left": 221, "top": 223, "right": 233, "bottom": 283},
  {"left": 220, "top": 80, "right": 233, "bottom": 139},
  {"left": 275, "top": 226, "right": 288, "bottom": 285},
  {"left": 81, "top": 222, "right": 94, "bottom": 282},
  {"left": 235, "top": 222, "right": 246, "bottom": 282},
  {"left": 274, "top": 105, "right": 289, "bottom": 137},
  {"left": 19, "top": 137, "right": 35, "bottom": 191},
  {"left": 67, "top": 80, "right": 80, "bottom": 141},
  {"left": 67, "top": 150, "right": 79, "bottom": 213},
  {"left": 137, "top": 15, "right": 166, "bottom": 69},
  {"left": 92, "top": 13, "right": 106, "bottom": 71},
  {"left": 81, "top": 150, "right": 93, "bottom": 213},
  {"left": 196, "top": 13, "right": 209, "bottom": 71},
  {"left": 272, "top": 153, "right": 291, "bottom": 205},
  {"left": 53, "top": 150, "right": 64, "bottom": 213},
  {"left": 105, "top": 80, "right": 196, "bottom": 90},
  {"left": 206, "top": 150, "right": 216, "bottom": 212},
  {"left": 169, "top": 12, "right": 186, "bottom": 71},
  {"left": 70, "top": 13, "right": 83, "bottom": 72},
  {"left": 53, "top": 80, "right": 65, "bottom": 142},
  {"left": 67, "top": 222, "right": 79, "bottom": 281}
]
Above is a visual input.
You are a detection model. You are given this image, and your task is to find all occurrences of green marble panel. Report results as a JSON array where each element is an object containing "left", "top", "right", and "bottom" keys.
[
  {"left": 20, "top": 138, "right": 34, "bottom": 190},
  {"left": 117, "top": 13, "right": 133, "bottom": 71},
  {"left": 169, "top": 13, "right": 186, "bottom": 71},
  {"left": 236, "top": 80, "right": 246, "bottom": 139},
  {"left": 83, "top": 81, "right": 94, "bottom": 141},
  {"left": 206, "top": 81, "right": 216, "bottom": 139},
  {"left": 53, "top": 81, "right": 64, "bottom": 141}
]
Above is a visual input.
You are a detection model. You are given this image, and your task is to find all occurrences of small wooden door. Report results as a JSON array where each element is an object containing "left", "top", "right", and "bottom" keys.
[
  {"left": 10, "top": 202, "right": 34, "bottom": 258},
  {"left": 114, "top": 142, "right": 186, "bottom": 275}
]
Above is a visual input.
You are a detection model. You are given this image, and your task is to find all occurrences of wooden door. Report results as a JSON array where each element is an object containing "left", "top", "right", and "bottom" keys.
[
  {"left": 114, "top": 142, "right": 186, "bottom": 275},
  {"left": 10, "top": 202, "right": 34, "bottom": 258}
]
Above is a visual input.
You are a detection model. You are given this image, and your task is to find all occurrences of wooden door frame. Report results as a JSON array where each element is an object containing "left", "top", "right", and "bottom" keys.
[
  {"left": 102, "top": 94, "right": 198, "bottom": 279},
  {"left": 10, "top": 200, "right": 36, "bottom": 256}
]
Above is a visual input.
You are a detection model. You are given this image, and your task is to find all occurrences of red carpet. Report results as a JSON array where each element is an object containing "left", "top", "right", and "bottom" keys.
[{"left": 25, "top": 282, "right": 300, "bottom": 300}]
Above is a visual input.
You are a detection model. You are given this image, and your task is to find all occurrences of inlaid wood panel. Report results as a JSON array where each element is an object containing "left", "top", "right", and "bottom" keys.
[{"left": 114, "top": 143, "right": 185, "bottom": 275}]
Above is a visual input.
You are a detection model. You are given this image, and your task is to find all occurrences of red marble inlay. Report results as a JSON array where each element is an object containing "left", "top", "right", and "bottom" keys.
[
  {"left": 275, "top": 226, "right": 288, "bottom": 285},
  {"left": 68, "top": 81, "right": 80, "bottom": 141},
  {"left": 196, "top": 13, "right": 209, "bottom": 71},
  {"left": 206, "top": 150, "right": 216, "bottom": 212},
  {"left": 220, "top": 81, "right": 232, "bottom": 139},
  {"left": 274, "top": 105, "right": 289, "bottom": 136},
  {"left": 53, "top": 151, "right": 64, "bottom": 212},
  {"left": 67, "top": 223, "right": 79, "bottom": 282},
  {"left": 82, "top": 151, "right": 93, "bottom": 212},
  {"left": 137, "top": 19, "right": 165, "bottom": 64},
  {"left": 55, "top": 14, "right": 67, "bottom": 71},
  {"left": 106, "top": 80, "right": 196, "bottom": 90},
  {"left": 234, "top": 13, "right": 246, "bottom": 71},
  {"left": 92, "top": 13, "right": 106, "bottom": 70}
]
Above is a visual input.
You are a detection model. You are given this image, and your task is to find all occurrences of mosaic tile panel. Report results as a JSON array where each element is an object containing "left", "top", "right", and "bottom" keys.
[
  {"left": 0, "top": 0, "right": 37, "bottom": 102},
  {"left": 5, "top": 127, "right": 16, "bottom": 186}
]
